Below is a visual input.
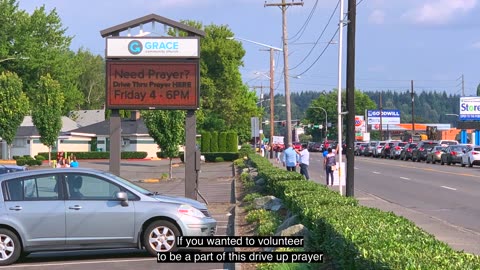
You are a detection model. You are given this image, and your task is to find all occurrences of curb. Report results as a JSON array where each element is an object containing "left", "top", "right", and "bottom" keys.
[
  {"left": 0, "top": 160, "right": 18, "bottom": 165},
  {"left": 232, "top": 165, "right": 241, "bottom": 270},
  {"left": 138, "top": 178, "right": 161, "bottom": 183}
]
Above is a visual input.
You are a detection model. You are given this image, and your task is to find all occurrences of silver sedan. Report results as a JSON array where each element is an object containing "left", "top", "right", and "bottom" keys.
[{"left": 0, "top": 168, "right": 217, "bottom": 265}]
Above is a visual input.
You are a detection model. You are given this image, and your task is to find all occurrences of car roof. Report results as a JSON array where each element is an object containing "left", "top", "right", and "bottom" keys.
[{"left": 0, "top": 168, "right": 106, "bottom": 182}]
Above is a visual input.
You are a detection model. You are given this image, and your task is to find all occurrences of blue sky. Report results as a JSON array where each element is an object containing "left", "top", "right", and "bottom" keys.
[{"left": 18, "top": 0, "right": 480, "bottom": 96}]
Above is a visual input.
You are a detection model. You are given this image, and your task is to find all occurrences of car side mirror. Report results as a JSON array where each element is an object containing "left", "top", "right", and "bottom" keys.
[{"left": 116, "top": 191, "right": 129, "bottom": 207}]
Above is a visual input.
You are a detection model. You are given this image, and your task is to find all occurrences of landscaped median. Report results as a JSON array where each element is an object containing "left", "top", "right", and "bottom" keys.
[{"left": 245, "top": 154, "right": 480, "bottom": 269}]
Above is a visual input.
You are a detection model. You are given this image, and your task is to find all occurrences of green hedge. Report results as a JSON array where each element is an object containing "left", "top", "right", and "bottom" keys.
[
  {"left": 156, "top": 151, "right": 184, "bottom": 159},
  {"left": 226, "top": 131, "right": 238, "bottom": 152},
  {"left": 218, "top": 132, "right": 227, "bottom": 152},
  {"left": 210, "top": 131, "right": 219, "bottom": 152},
  {"left": 247, "top": 154, "right": 480, "bottom": 269},
  {"left": 203, "top": 152, "right": 240, "bottom": 162},
  {"left": 37, "top": 151, "right": 148, "bottom": 160},
  {"left": 201, "top": 132, "right": 211, "bottom": 153}
]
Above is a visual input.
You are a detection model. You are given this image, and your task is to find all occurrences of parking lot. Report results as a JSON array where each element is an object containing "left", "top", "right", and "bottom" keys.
[{"left": 6, "top": 160, "right": 236, "bottom": 270}]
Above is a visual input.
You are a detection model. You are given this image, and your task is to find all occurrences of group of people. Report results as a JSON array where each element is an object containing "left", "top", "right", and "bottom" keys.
[
  {"left": 56, "top": 151, "right": 79, "bottom": 168},
  {"left": 280, "top": 143, "right": 337, "bottom": 186}
]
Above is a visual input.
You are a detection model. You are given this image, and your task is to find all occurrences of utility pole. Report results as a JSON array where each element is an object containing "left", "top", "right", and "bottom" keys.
[
  {"left": 337, "top": 0, "right": 345, "bottom": 196},
  {"left": 265, "top": 0, "right": 303, "bottom": 146},
  {"left": 379, "top": 92, "right": 383, "bottom": 140},
  {"left": 345, "top": 0, "right": 356, "bottom": 197},
  {"left": 411, "top": 80, "right": 415, "bottom": 135},
  {"left": 251, "top": 85, "right": 268, "bottom": 145},
  {"left": 269, "top": 48, "right": 275, "bottom": 158}
]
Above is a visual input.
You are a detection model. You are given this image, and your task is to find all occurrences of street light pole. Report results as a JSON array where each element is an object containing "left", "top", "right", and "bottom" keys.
[
  {"left": 310, "top": 107, "right": 328, "bottom": 142},
  {"left": 227, "top": 36, "right": 282, "bottom": 157}
]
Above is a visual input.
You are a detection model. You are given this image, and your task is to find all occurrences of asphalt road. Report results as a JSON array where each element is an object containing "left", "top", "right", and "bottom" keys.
[{"left": 303, "top": 152, "right": 480, "bottom": 254}]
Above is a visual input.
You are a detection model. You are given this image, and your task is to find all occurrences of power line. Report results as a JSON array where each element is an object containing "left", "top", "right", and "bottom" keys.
[
  {"left": 288, "top": 0, "right": 319, "bottom": 43},
  {"left": 289, "top": 0, "right": 340, "bottom": 71},
  {"left": 295, "top": 26, "right": 340, "bottom": 76}
]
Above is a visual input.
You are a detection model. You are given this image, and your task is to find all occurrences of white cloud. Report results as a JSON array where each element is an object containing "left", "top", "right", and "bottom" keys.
[
  {"left": 368, "top": 10, "right": 385, "bottom": 24},
  {"left": 472, "top": 41, "right": 480, "bottom": 49},
  {"left": 403, "top": 0, "right": 477, "bottom": 25}
]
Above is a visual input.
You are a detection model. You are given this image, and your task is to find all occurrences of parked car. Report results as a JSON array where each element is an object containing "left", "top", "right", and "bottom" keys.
[
  {"left": 0, "top": 168, "right": 217, "bottom": 265},
  {"left": 372, "top": 141, "right": 386, "bottom": 157},
  {"left": 425, "top": 145, "right": 446, "bottom": 164},
  {"left": 355, "top": 143, "right": 369, "bottom": 156},
  {"left": 381, "top": 140, "right": 402, "bottom": 159},
  {"left": 437, "top": 140, "right": 458, "bottom": 147},
  {"left": 411, "top": 141, "right": 438, "bottom": 162},
  {"left": 461, "top": 145, "right": 480, "bottom": 167},
  {"left": 0, "top": 165, "right": 27, "bottom": 174},
  {"left": 388, "top": 141, "right": 407, "bottom": 159},
  {"left": 292, "top": 142, "right": 302, "bottom": 150},
  {"left": 440, "top": 144, "right": 471, "bottom": 165},
  {"left": 400, "top": 143, "right": 417, "bottom": 161}
]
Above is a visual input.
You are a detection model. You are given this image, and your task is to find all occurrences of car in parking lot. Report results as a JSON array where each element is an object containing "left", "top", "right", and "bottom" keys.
[
  {"left": 0, "top": 168, "right": 217, "bottom": 265},
  {"left": 461, "top": 145, "right": 480, "bottom": 167},
  {"left": 372, "top": 141, "right": 386, "bottom": 157},
  {"left": 425, "top": 145, "right": 446, "bottom": 164},
  {"left": 0, "top": 165, "right": 27, "bottom": 174}
]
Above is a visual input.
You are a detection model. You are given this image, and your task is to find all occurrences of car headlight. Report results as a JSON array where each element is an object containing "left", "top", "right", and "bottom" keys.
[{"left": 178, "top": 204, "right": 205, "bottom": 218}]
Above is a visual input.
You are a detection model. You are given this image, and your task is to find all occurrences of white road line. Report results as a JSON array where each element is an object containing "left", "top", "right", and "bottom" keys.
[
  {"left": 3, "top": 258, "right": 154, "bottom": 268},
  {"left": 400, "top": 177, "right": 411, "bottom": 180},
  {"left": 372, "top": 171, "right": 381, "bottom": 174},
  {"left": 441, "top": 185, "right": 457, "bottom": 191},
  {"left": 354, "top": 167, "right": 358, "bottom": 169}
]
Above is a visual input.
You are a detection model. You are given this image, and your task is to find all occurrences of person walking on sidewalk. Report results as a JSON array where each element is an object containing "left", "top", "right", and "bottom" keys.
[
  {"left": 296, "top": 143, "right": 310, "bottom": 180},
  {"left": 324, "top": 148, "right": 336, "bottom": 186},
  {"left": 283, "top": 143, "right": 299, "bottom": 172}
]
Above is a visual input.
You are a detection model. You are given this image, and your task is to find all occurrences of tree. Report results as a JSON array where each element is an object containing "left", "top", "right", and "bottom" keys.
[
  {"left": 173, "top": 21, "right": 261, "bottom": 144},
  {"left": 31, "top": 74, "right": 64, "bottom": 164},
  {"left": 0, "top": 1, "right": 83, "bottom": 114},
  {"left": 73, "top": 48, "right": 105, "bottom": 109},
  {"left": 0, "top": 71, "right": 29, "bottom": 159},
  {"left": 142, "top": 110, "right": 185, "bottom": 179}
]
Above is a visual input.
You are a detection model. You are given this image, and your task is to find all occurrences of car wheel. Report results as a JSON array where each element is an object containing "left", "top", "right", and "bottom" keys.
[
  {"left": 143, "top": 220, "right": 180, "bottom": 256},
  {"left": 461, "top": 160, "right": 466, "bottom": 167},
  {"left": 441, "top": 158, "right": 444, "bottom": 165},
  {"left": 469, "top": 158, "right": 473, "bottom": 168},
  {"left": 432, "top": 159, "right": 436, "bottom": 164},
  {"left": 426, "top": 158, "right": 430, "bottom": 164},
  {"left": 0, "top": 229, "right": 21, "bottom": 266}
]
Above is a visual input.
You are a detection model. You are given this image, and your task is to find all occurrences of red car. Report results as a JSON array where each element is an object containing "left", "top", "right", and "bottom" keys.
[{"left": 292, "top": 142, "right": 302, "bottom": 150}]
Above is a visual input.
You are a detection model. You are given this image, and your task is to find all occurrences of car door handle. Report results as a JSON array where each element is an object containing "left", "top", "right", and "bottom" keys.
[
  {"left": 69, "top": 205, "right": 82, "bottom": 210},
  {"left": 9, "top": 206, "right": 22, "bottom": 211}
]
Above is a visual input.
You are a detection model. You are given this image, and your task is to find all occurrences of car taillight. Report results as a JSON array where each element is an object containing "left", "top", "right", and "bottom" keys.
[
  {"left": 386, "top": 146, "right": 390, "bottom": 149},
  {"left": 473, "top": 151, "right": 479, "bottom": 155},
  {"left": 419, "top": 147, "right": 424, "bottom": 151},
  {"left": 435, "top": 151, "right": 441, "bottom": 155},
  {"left": 395, "top": 146, "right": 400, "bottom": 150},
  {"left": 451, "top": 151, "right": 457, "bottom": 156},
  {"left": 407, "top": 148, "right": 412, "bottom": 152}
]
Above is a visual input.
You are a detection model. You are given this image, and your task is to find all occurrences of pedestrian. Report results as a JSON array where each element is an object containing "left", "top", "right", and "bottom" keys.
[
  {"left": 296, "top": 143, "right": 310, "bottom": 180},
  {"left": 283, "top": 143, "right": 299, "bottom": 172},
  {"left": 70, "top": 156, "right": 79, "bottom": 168},
  {"left": 276, "top": 144, "right": 283, "bottom": 163},
  {"left": 324, "top": 148, "right": 336, "bottom": 186}
]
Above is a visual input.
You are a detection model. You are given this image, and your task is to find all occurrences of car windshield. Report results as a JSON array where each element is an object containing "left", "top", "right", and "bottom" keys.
[{"left": 101, "top": 172, "right": 153, "bottom": 195}]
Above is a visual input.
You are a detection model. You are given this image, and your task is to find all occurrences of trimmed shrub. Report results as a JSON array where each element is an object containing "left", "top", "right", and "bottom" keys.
[
  {"left": 34, "top": 155, "right": 46, "bottom": 162},
  {"left": 16, "top": 158, "right": 26, "bottom": 166},
  {"left": 37, "top": 151, "right": 148, "bottom": 160},
  {"left": 226, "top": 131, "right": 238, "bottom": 152},
  {"left": 218, "top": 132, "right": 227, "bottom": 152},
  {"left": 210, "top": 131, "right": 219, "bottom": 152},
  {"left": 214, "top": 157, "right": 224, "bottom": 162},
  {"left": 201, "top": 132, "right": 211, "bottom": 153},
  {"left": 203, "top": 152, "right": 240, "bottom": 162}
]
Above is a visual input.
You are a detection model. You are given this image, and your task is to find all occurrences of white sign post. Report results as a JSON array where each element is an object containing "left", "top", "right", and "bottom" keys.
[{"left": 333, "top": 162, "right": 346, "bottom": 186}]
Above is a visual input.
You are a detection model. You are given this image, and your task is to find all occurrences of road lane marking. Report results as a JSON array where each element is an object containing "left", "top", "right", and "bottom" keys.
[
  {"left": 441, "top": 186, "right": 457, "bottom": 191},
  {"left": 400, "top": 177, "right": 411, "bottom": 181},
  {"left": 3, "top": 258, "right": 154, "bottom": 268},
  {"left": 360, "top": 159, "right": 480, "bottom": 179},
  {"left": 372, "top": 171, "right": 381, "bottom": 174}
]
